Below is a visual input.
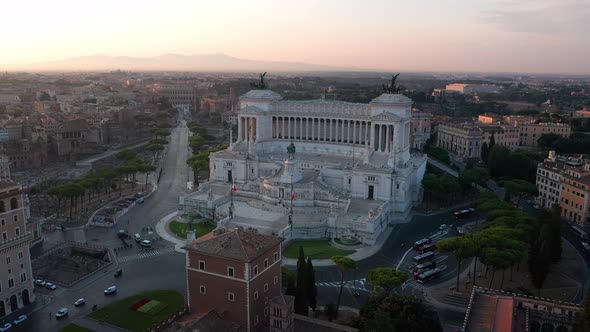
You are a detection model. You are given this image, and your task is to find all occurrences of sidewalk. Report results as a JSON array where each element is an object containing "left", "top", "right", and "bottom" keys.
[
  {"left": 75, "top": 316, "right": 129, "bottom": 332},
  {"left": 155, "top": 211, "right": 187, "bottom": 253},
  {"left": 282, "top": 225, "right": 396, "bottom": 267}
]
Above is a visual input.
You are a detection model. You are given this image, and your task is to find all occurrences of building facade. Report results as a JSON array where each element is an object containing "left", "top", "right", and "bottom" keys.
[
  {"left": 519, "top": 123, "right": 571, "bottom": 147},
  {"left": 185, "top": 228, "right": 282, "bottom": 332},
  {"left": 560, "top": 166, "right": 590, "bottom": 227},
  {"left": 179, "top": 89, "right": 427, "bottom": 245},
  {"left": 0, "top": 175, "right": 35, "bottom": 317},
  {"left": 436, "top": 124, "right": 481, "bottom": 159},
  {"left": 410, "top": 109, "right": 432, "bottom": 150},
  {"left": 480, "top": 125, "right": 520, "bottom": 150}
]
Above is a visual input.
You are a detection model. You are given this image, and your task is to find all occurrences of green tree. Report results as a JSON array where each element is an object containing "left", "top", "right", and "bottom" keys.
[
  {"left": 353, "top": 293, "right": 442, "bottom": 332},
  {"left": 305, "top": 257, "right": 318, "bottom": 312},
  {"left": 481, "top": 142, "right": 490, "bottom": 163},
  {"left": 331, "top": 256, "right": 357, "bottom": 318},
  {"left": 459, "top": 167, "right": 489, "bottom": 190},
  {"left": 186, "top": 153, "right": 209, "bottom": 187},
  {"left": 116, "top": 149, "right": 137, "bottom": 161},
  {"left": 137, "top": 163, "right": 157, "bottom": 191},
  {"left": 282, "top": 267, "right": 296, "bottom": 297},
  {"left": 366, "top": 267, "right": 407, "bottom": 294},
  {"left": 149, "top": 137, "right": 167, "bottom": 145},
  {"left": 294, "top": 246, "right": 308, "bottom": 315},
  {"left": 189, "top": 135, "right": 205, "bottom": 152},
  {"left": 437, "top": 235, "right": 478, "bottom": 291},
  {"left": 504, "top": 179, "right": 538, "bottom": 206},
  {"left": 146, "top": 143, "right": 164, "bottom": 160}
]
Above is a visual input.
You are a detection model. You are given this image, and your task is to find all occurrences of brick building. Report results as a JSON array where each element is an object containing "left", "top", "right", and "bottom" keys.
[{"left": 184, "top": 227, "right": 282, "bottom": 332}]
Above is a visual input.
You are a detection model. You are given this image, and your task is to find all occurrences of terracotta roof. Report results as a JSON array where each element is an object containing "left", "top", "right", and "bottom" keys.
[{"left": 184, "top": 228, "right": 281, "bottom": 262}]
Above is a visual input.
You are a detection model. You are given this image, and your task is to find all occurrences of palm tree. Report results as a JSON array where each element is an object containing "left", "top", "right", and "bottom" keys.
[{"left": 331, "top": 256, "right": 357, "bottom": 318}]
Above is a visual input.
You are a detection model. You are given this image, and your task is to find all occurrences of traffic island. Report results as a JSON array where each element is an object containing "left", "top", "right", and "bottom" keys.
[
  {"left": 283, "top": 239, "right": 355, "bottom": 259},
  {"left": 89, "top": 290, "right": 185, "bottom": 332}
]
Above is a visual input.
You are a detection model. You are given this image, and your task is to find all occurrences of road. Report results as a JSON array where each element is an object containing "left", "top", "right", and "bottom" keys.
[
  {"left": 311, "top": 206, "right": 482, "bottom": 308},
  {"left": 13, "top": 120, "right": 191, "bottom": 332}
]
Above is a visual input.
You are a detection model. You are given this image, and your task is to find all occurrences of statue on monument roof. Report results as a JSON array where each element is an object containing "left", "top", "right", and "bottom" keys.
[
  {"left": 250, "top": 72, "right": 267, "bottom": 90},
  {"left": 382, "top": 73, "right": 401, "bottom": 94}
]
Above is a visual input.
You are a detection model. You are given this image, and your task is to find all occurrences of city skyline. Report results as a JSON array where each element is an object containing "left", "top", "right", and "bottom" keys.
[{"left": 1, "top": 0, "right": 589, "bottom": 74}]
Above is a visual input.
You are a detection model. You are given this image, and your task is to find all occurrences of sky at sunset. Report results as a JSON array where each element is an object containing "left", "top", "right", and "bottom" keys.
[{"left": 1, "top": 0, "right": 589, "bottom": 74}]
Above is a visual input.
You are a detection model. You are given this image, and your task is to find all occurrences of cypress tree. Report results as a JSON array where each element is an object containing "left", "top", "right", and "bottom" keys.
[
  {"left": 294, "top": 246, "right": 309, "bottom": 315},
  {"left": 481, "top": 142, "right": 489, "bottom": 163},
  {"left": 305, "top": 257, "right": 318, "bottom": 312}
]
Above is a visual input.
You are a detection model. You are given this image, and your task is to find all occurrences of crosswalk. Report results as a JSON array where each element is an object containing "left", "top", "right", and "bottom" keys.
[
  {"left": 316, "top": 278, "right": 370, "bottom": 292},
  {"left": 116, "top": 247, "right": 175, "bottom": 263}
]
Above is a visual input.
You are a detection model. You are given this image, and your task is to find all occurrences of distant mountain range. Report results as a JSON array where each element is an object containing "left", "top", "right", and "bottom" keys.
[{"left": 7, "top": 53, "right": 369, "bottom": 72}]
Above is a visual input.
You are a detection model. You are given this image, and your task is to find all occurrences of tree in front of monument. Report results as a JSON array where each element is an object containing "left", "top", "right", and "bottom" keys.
[
  {"left": 365, "top": 267, "right": 407, "bottom": 295},
  {"left": 294, "top": 246, "right": 309, "bottom": 315},
  {"left": 353, "top": 293, "right": 442, "bottom": 332},
  {"left": 331, "top": 255, "right": 357, "bottom": 318}
]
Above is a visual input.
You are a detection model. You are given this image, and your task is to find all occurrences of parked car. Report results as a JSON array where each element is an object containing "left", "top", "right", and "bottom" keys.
[
  {"left": 140, "top": 240, "right": 152, "bottom": 248},
  {"left": 13, "top": 315, "right": 27, "bottom": 325},
  {"left": 117, "top": 230, "right": 128, "bottom": 239},
  {"left": 439, "top": 224, "right": 448, "bottom": 231},
  {"left": 114, "top": 269, "right": 123, "bottom": 278},
  {"left": 74, "top": 298, "right": 86, "bottom": 307},
  {"left": 134, "top": 234, "right": 141, "bottom": 242},
  {"left": 0, "top": 323, "right": 12, "bottom": 332},
  {"left": 55, "top": 307, "right": 69, "bottom": 319},
  {"left": 35, "top": 279, "right": 46, "bottom": 287},
  {"left": 45, "top": 282, "right": 57, "bottom": 290},
  {"left": 104, "top": 286, "right": 117, "bottom": 295}
]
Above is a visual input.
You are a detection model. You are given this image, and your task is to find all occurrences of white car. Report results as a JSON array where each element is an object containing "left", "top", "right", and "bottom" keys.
[
  {"left": 45, "top": 282, "right": 57, "bottom": 290},
  {"left": 439, "top": 224, "right": 448, "bottom": 230},
  {"left": 35, "top": 279, "right": 46, "bottom": 287},
  {"left": 13, "top": 315, "right": 27, "bottom": 325},
  {"left": 55, "top": 307, "right": 69, "bottom": 319},
  {"left": 140, "top": 240, "right": 152, "bottom": 248},
  {"left": 74, "top": 298, "right": 86, "bottom": 307},
  {"left": 104, "top": 286, "right": 117, "bottom": 295},
  {"left": 0, "top": 323, "right": 12, "bottom": 332}
]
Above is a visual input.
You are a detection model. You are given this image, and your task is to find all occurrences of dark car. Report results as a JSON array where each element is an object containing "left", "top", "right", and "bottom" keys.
[{"left": 114, "top": 269, "right": 122, "bottom": 278}]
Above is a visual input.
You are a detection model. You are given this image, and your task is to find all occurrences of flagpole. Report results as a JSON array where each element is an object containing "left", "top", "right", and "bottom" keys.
[{"left": 289, "top": 173, "right": 293, "bottom": 240}]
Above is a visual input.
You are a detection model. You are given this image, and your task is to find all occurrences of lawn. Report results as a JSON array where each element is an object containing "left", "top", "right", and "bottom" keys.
[
  {"left": 59, "top": 324, "right": 94, "bottom": 332},
  {"left": 169, "top": 221, "right": 215, "bottom": 239},
  {"left": 283, "top": 240, "right": 354, "bottom": 259},
  {"left": 89, "top": 290, "right": 184, "bottom": 332}
]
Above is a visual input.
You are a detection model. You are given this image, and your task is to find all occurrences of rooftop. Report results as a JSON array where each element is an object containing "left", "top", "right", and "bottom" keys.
[{"left": 184, "top": 227, "right": 281, "bottom": 262}]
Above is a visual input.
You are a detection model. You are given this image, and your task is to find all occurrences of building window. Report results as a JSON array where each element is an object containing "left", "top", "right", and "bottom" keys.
[
  {"left": 199, "top": 261, "right": 205, "bottom": 270},
  {"left": 274, "top": 307, "right": 282, "bottom": 316},
  {"left": 348, "top": 177, "right": 352, "bottom": 185},
  {"left": 200, "top": 285, "right": 206, "bottom": 294},
  {"left": 253, "top": 265, "right": 258, "bottom": 276},
  {"left": 15, "top": 227, "right": 19, "bottom": 237},
  {"left": 274, "top": 252, "right": 278, "bottom": 261},
  {"left": 18, "top": 251, "right": 22, "bottom": 259},
  {"left": 2, "top": 232, "right": 6, "bottom": 240},
  {"left": 255, "top": 315, "right": 259, "bottom": 325},
  {"left": 274, "top": 276, "right": 278, "bottom": 285},
  {"left": 20, "top": 272, "right": 26, "bottom": 282},
  {"left": 228, "top": 292, "right": 235, "bottom": 301},
  {"left": 0, "top": 219, "right": 4, "bottom": 226},
  {"left": 10, "top": 198, "right": 17, "bottom": 209},
  {"left": 274, "top": 319, "right": 283, "bottom": 328},
  {"left": 254, "top": 291, "right": 259, "bottom": 300},
  {"left": 8, "top": 278, "right": 14, "bottom": 288},
  {"left": 6, "top": 256, "right": 10, "bottom": 264},
  {"left": 264, "top": 283, "right": 269, "bottom": 292},
  {"left": 368, "top": 176, "right": 376, "bottom": 182},
  {"left": 264, "top": 307, "right": 269, "bottom": 316},
  {"left": 13, "top": 215, "right": 17, "bottom": 222},
  {"left": 264, "top": 259, "right": 268, "bottom": 269},
  {"left": 228, "top": 267, "right": 235, "bottom": 277}
]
